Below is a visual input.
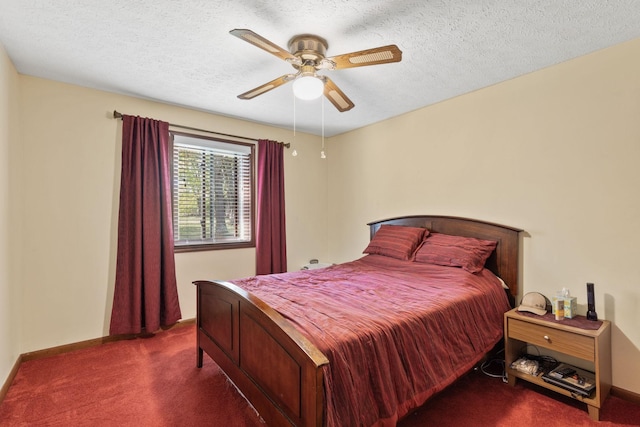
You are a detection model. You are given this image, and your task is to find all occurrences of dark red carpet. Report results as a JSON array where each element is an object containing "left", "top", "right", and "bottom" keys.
[
  {"left": 1, "top": 324, "right": 638, "bottom": 426},
  {"left": 400, "top": 369, "right": 640, "bottom": 427}
]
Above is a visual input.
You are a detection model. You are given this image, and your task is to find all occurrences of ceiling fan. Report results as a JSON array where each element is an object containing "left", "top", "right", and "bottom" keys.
[{"left": 230, "top": 29, "right": 402, "bottom": 112}]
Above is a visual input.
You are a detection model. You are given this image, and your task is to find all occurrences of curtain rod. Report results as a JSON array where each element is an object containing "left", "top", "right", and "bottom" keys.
[{"left": 112, "top": 110, "right": 290, "bottom": 148}]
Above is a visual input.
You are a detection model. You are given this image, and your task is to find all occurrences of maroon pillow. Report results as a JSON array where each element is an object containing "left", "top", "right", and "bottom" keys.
[
  {"left": 363, "top": 225, "right": 427, "bottom": 261},
  {"left": 413, "top": 232, "right": 497, "bottom": 273}
]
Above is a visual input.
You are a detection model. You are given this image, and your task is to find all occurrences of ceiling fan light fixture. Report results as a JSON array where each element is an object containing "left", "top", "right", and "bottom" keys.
[
  {"left": 230, "top": 29, "right": 401, "bottom": 111},
  {"left": 292, "top": 75, "right": 324, "bottom": 100}
]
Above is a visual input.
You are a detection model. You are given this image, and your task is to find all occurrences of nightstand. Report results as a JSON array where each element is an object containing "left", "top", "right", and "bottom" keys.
[
  {"left": 301, "top": 262, "right": 332, "bottom": 270},
  {"left": 504, "top": 308, "right": 611, "bottom": 421}
]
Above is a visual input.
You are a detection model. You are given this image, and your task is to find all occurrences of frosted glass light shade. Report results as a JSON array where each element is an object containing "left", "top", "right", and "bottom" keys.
[{"left": 292, "top": 75, "right": 324, "bottom": 100}]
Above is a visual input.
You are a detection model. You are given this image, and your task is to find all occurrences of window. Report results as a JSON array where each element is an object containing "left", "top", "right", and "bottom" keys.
[{"left": 171, "top": 132, "right": 254, "bottom": 251}]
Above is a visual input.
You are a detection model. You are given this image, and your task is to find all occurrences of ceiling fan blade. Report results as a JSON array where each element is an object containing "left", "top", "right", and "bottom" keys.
[
  {"left": 230, "top": 29, "right": 300, "bottom": 64},
  {"left": 322, "top": 45, "right": 402, "bottom": 70},
  {"left": 237, "top": 74, "right": 296, "bottom": 100},
  {"left": 323, "top": 77, "right": 355, "bottom": 112}
]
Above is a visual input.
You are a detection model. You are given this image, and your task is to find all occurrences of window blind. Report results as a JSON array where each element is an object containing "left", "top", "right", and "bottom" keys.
[{"left": 172, "top": 135, "right": 252, "bottom": 247}]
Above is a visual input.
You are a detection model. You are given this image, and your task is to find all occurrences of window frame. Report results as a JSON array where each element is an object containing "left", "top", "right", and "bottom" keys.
[{"left": 170, "top": 131, "right": 256, "bottom": 253}]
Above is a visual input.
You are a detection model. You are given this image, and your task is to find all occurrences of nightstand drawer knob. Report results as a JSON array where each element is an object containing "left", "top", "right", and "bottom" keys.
[{"left": 544, "top": 335, "right": 550, "bottom": 341}]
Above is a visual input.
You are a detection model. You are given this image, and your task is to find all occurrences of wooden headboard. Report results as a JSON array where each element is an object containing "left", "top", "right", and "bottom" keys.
[{"left": 368, "top": 215, "right": 522, "bottom": 302}]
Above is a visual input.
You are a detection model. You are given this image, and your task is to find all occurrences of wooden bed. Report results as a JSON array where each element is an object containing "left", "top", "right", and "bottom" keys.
[{"left": 194, "top": 215, "right": 522, "bottom": 426}]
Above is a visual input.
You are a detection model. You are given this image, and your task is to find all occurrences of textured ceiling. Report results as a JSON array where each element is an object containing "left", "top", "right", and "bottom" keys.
[{"left": 1, "top": 1, "right": 640, "bottom": 137}]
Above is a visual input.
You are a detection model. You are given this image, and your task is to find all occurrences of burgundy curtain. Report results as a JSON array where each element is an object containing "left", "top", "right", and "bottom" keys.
[
  {"left": 256, "top": 139, "right": 287, "bottom": 275},
  {"left": 110, "top": 115, "right": 182, "bottom": 335}
]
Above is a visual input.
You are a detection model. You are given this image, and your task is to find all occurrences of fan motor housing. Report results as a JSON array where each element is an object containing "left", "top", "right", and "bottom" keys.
[{"left": 288, "top": 35, "right": 328, "bottom": 62}]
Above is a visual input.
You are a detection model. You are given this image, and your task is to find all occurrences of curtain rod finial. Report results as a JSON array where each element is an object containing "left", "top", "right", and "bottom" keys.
[{"left": 113, "top": 110, "right": 122, "bottom": 119}]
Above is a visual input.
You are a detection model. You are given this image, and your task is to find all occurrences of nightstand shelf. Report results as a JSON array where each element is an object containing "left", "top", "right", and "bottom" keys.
[{"left": 504, "top": 308, "right": 611, "bottom": 421}]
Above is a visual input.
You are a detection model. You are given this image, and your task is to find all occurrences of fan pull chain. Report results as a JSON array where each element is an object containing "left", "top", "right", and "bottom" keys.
[
  {"left": 320, "top": 96, "right": 326, "bottom": 159},
  {"left": 291, "top": 93, "right": 298, "bottom": 156}
]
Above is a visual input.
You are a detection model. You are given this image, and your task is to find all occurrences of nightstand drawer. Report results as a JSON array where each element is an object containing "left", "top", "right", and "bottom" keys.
[{"left": 508, "top": 318, "right": 594, "bottom": 361}]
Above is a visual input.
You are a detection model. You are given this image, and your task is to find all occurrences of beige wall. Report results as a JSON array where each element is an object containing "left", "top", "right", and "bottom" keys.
[
  {"left": 14, "top": 76, "right": 327, "bottom": 353},
  {"left": 327, "top": 38, "right": 640, "bottom": 393},
  {"left": 4, "top": 36, "right": 640, "bottom": 397},
  {"left": 0, "top": 43, "right": 21, "bottom": 389}
]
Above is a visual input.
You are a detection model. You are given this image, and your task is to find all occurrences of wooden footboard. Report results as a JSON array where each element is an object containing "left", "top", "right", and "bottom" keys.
[{"left": 194, "top": 279, "right": 329, "bottom": 427}]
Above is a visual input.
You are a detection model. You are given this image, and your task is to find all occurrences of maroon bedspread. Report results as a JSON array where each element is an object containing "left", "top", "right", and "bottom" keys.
[{"left": 232, "top": 255, "right": 511, "bottom": 427}]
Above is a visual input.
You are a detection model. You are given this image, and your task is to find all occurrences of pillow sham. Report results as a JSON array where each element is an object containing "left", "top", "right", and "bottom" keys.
[
  {"left": 413, "top": 232, "right": 497, "bottom": 273},
  {"left": 363, "top": 225, "right": 427, "bottom": 261}
]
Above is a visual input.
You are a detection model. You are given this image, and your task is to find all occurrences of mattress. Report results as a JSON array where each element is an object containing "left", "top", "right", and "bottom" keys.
[{"left": 232, "top": 254, "right": 511, "bottom": 426}]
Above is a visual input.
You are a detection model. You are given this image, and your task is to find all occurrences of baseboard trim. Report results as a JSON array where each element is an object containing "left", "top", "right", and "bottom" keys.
[
  {"left": 21, "top": 318, "right": 195, "bottom": 362},
  {"left": 611, "top": 385, "right": 640, "bottom": 406},
  {"left": 0, "top": 318, "right": 195, "bottom": 405},
  {"left": 0, "top": 354, "right": 22, "bottom": 404}
]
